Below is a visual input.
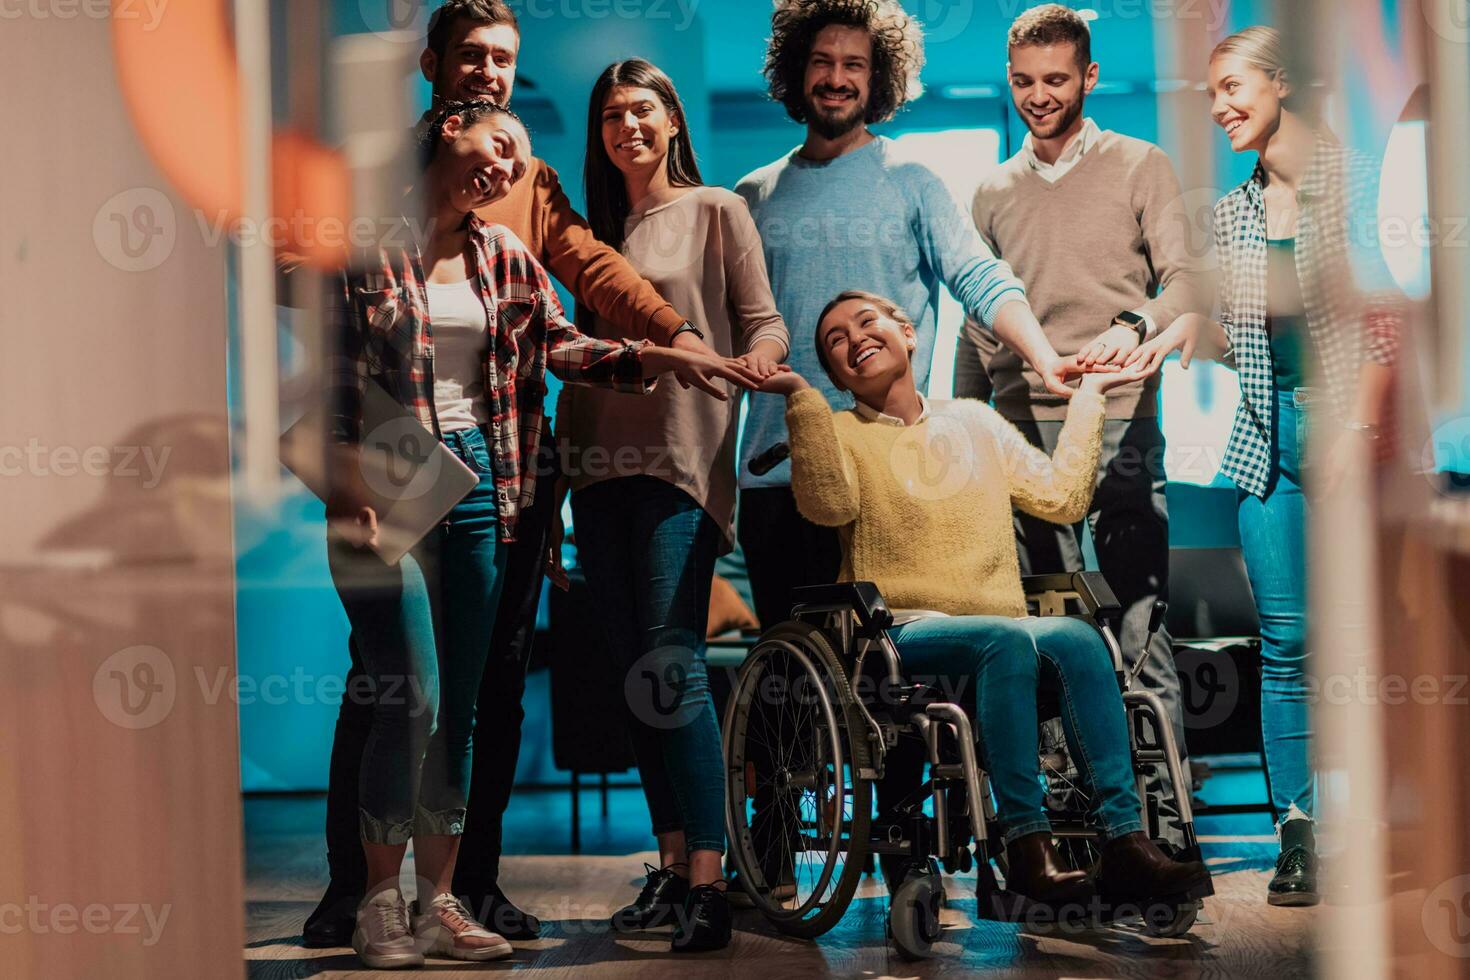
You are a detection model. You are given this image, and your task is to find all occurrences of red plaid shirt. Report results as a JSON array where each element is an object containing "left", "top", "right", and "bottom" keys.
[{"left": 328, "top": 215, "right": 654, "bottom": 541}]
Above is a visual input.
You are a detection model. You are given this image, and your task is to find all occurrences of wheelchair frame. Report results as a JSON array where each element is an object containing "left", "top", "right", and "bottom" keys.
[{"left": 722, "top": 572, "right": 1210, "bottom": 957}]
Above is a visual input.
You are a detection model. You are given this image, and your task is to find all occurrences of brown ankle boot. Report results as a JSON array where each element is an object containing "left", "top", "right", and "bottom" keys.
[
  {"left": 1003, "top": 832, "right": 1094, "bottom": 905},
  {"left": 1094, "top": 832, "right": 1211, "bottom": 906}
]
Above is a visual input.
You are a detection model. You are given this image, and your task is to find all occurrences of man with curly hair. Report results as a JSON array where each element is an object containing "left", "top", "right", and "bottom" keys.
[
  {"left": 960, "top": 4, "right": 1216, "bottom": 835},
  {"left": 735, "top": 0, "right": 1079, "bottom": 633}
]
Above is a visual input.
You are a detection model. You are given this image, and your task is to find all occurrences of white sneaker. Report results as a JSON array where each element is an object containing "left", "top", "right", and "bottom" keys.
[
  {"left": 412, "top": 893, "right": 515, "bottom": 961},
  {"left": 351, "top": 886, "right": 425, "bottom": 969}
]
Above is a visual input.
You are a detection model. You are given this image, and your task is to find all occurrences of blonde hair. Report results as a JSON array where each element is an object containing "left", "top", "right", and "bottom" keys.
[{"left": 1211, "top": 25, "right": 1287, "bottom": 78}]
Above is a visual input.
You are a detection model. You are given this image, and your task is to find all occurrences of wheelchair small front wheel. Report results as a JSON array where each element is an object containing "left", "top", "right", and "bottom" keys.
[
  {"left": 889, "top": 872, "right": 944, "bottom": 960},
  {"left": 1141, "top": 899, "right": 1199, "bottom": 938}
]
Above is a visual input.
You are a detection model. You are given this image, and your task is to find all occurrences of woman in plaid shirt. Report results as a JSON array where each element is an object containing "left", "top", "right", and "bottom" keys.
[
  {"left": 324, "top": 99, "right": 761, "bottom": 968},
  {"left": 1129, "top": 27, "right": 1401, "bottom": 908}
]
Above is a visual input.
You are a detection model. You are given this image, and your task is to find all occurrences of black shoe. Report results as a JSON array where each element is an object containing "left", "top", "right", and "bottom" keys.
[
  {"left": 610, "top": 864, "right": 689, "bottom": 932},
  {"left": 671, "top": 884, "right": 731, "bottom": 953},
  {"left": 302, "top": 880, "right": 361, "bottom": 949},
  {"left": 462, "top": 886, "right": 542, "bottom": 941},
  {"left": 1268, "top": 846, "right": 1319, "bottom": 906},
  {"left": 1093, "top": 832, "right": 1213, "bottom": 909}
]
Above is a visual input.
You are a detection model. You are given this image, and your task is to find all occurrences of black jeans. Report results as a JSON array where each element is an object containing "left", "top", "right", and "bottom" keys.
[
  {"left": 323, "top": 443, "right": 559, "bottom": 895},
  {"left": 736, "top": 486, "right": 842, "bottom": 630}
]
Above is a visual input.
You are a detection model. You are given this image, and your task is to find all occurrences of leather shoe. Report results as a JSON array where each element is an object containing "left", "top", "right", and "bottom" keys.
[
  {"left": 671, "top": 884, "right": 731, "bottom": 952},
  {"left": 302, "top": 879, "right": 361, "bottom": 949},
  {"left": 1267, "top": 845, "right": 1319, "bottom": 906},
  {"left": 1002, "top": 832, "right": 1094, "bottom": 906},
  {"left": 462, "top": 886, "right": 542, "bottom": 940},
  {"left": 1094, "top": 831, "right": 1211, "bottom": 908},
  {"left": 611, "top": 864, "right": 689, "bottom": 932}
]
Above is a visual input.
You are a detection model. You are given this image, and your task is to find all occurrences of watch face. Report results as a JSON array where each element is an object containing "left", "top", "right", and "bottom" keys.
[{"left": 1116, "top": 312, "right": 1145, "bottom": 327}]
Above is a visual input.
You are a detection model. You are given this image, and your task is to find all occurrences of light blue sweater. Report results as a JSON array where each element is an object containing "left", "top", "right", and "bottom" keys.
[{"left": 735, "top": 136, "right": 1027, "bottom": 489}]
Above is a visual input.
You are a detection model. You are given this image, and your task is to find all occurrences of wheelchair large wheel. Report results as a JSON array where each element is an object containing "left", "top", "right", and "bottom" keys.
[{"left": 724, "top": 621, "right": 873, "bottom": 939}]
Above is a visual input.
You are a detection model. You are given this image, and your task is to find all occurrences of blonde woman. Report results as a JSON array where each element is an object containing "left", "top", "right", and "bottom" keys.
[{"left": 1129, "top": 26, "right": 1401, "bottom": 905}]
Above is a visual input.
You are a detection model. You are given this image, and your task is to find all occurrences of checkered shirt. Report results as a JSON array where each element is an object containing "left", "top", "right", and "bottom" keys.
[
  {"left": 327, "top": 215, "right": 653, "bottom": 542},
  {"left": 1213, "top": 132, "right": 1403, "bottom": 497}
]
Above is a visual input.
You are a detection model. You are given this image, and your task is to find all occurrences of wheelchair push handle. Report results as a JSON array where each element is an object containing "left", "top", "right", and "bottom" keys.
[
  {"left": 748, "top": 441, "right": 791, "bottom": 477},
  {"left": 1126, "top": 599, "right": 1170, "bottom": 691}
]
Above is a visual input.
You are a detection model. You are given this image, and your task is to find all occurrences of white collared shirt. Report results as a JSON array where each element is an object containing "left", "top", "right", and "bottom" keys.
[
  {"left": 1022, "top": 117, "right": 1102, "bottom": 183},
  {"left": 1019, "top": 117, "right": 1156, "bottom": 339},
  {"left": 854, "top": 393, "right": 931, "bottom": 427}
]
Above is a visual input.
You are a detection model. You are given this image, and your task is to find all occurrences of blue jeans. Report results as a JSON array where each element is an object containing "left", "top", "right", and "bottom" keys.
[
  {"left": 327, "top": 425, "right": 507, "bottom": 845},
  {"left": 572, "top": 476, "right": 725, "bottom": 854},
  {"left": 892, "top": 615, "right": 1143, "bottom": 845},
  {"left": 1236, "top": 388, "right": 1313, "bottom": 824}
]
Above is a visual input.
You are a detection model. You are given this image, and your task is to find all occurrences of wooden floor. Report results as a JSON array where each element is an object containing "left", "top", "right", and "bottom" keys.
[{"left": 243, "top": 780, "right": 1315, "bottom": 979}]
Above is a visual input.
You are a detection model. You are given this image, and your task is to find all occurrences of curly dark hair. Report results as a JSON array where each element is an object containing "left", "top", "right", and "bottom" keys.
[
  {"left": 764, "top": 0, "right": 925, "bottom": 127},
  {"left": 417, "top": 98, "right": 526, "bottom": 170}
]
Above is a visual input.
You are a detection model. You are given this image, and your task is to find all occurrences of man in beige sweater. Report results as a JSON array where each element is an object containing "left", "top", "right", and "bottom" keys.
[{"left": 959, "top": 5, "right": 1214, "bottom": 799}]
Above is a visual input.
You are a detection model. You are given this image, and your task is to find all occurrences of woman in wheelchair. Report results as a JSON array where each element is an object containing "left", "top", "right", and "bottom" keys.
[{"left": 757, "top": 290, "right": 1211, "bottom": 913}]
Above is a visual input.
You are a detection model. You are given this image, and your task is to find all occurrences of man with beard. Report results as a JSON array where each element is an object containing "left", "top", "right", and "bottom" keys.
[
  {"left": 734, "top": 0, "right": 1080, "bottom": 633},
  {"left": 962, "top": 4, "right": 1214, "bottom": 814}
]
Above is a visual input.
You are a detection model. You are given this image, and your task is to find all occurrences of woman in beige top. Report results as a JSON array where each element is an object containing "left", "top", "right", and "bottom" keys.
[{"left": 557, "top": 58, "right": 789, "bottom": 953}]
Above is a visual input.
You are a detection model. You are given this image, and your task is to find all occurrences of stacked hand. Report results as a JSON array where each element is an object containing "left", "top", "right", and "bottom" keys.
[
  {"left": 646, "top": 334, "right": 791, "bottom": 400},
  {"left": 1042, "top": 351, "right": 1154, "bottom": 396}
]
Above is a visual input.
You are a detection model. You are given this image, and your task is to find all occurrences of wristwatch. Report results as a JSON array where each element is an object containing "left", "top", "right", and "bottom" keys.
[
  {"left": 671, "top": 321, "right": 705, "bottom": 343},
  {"left": 1114, "top": 310, "right": 1148, "bottom": 344}
]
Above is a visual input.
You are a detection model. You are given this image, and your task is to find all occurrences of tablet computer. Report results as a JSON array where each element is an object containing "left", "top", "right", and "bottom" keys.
[{"left": 280, "top": 382, "right": 480, "bottom": 565}]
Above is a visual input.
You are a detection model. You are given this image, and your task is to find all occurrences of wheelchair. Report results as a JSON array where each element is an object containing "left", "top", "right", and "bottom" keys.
[{"left": 721, "top": 572, "right": 1212, "bottom": 959}]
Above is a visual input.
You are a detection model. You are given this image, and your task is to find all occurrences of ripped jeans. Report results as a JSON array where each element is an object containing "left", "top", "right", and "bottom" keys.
[
  {"left": 892, "top": 615, "right": 1143, "bottom": 845},
  {"left": 327, "top": 425, "right": 507, "bottom": 845}
]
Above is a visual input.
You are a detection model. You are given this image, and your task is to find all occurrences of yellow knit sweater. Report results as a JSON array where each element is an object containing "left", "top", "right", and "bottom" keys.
[{"left": 786, "top": 387, "right": 1106, "bottom": 617}]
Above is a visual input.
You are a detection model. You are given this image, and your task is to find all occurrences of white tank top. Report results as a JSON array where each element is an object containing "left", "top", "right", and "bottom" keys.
[{"left": 425, "top": 278, "right": 489, "bottom": 432}]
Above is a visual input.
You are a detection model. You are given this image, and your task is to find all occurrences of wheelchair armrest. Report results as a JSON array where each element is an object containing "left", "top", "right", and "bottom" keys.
[
  {"left": 1021, "top": 572, "right": 1123, "bottom": 626},
  {"left": 790, "top": 581, "right": 894, "bottom": 637}
]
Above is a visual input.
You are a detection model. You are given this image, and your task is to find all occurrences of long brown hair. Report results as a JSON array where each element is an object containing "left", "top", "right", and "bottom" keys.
[{"left": 582, "top": 59, "right": 703, "bottom": 252}]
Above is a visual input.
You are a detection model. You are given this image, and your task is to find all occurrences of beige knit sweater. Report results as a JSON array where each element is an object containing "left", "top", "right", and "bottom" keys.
[{"left": 786, "top": 387, "right": 1105, "bottom": 617}]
